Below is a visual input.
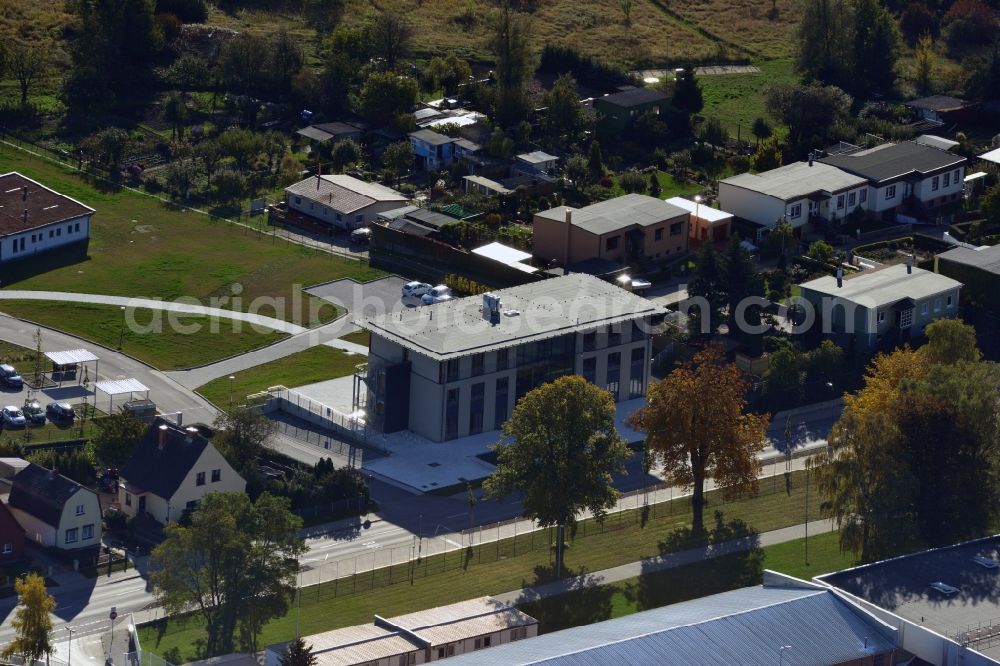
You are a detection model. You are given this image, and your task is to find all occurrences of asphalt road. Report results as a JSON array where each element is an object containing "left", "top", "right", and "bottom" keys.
[{"left": 0, "top": 313, "right": 220, "bottom": 425}]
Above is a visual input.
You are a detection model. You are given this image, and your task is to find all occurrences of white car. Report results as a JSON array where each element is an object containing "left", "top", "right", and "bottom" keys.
[
  {"left": 929, "top": 582, "right": 959, "bottom": 595},
  {"left": 972, "top": 556, "right": 999, "bottom": 569},
  {"left": 421, "top": 285, "right": 453, "bottom": 305},
  {"left": 402, "top": 281, "right": 433, "bottom": 298},
  {"left": 1, "top": 406, "right": 27, "bottom": 428}
]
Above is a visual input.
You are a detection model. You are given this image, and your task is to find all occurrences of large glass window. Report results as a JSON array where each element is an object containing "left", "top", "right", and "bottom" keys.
[
  {"left": 446, "top": 359, "right": 460, "bottom": 382},
  {"left": 445, "top": 388, "right": 460, "bottom": 439},
  {"left": 494, "top": 377, "right": 509, "bottom": 429},
  {"left": 582, "top": 331, "right": 597, "bottom": 352},
  {"left": 630, "top": 347, "right": 646, "bottom": 398},
  {"left": 469, "top": 383, "right": 485, "bottom": 435},
  {"left": 583, "top": 357, "right": 597, "bottom": 383},
  {"left": 496, "top": 349, "right": 509, "bottom": 371},
  {"left": 471, "top": 354, "right": 485, "bottom": 376},
  {"left": 606, "top": 352, "right": 621, "bottom": 398}
]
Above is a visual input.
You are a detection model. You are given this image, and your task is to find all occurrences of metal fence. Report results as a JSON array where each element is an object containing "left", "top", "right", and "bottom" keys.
[
  {"left": 292, "top": 460, "right": 826, "bottom": 603},
  {"left": 261, "top": 386, "right": 378, "bottom": 451},
  {"left": 953, "top": 617, "right": 1000, "bottom": 652}
]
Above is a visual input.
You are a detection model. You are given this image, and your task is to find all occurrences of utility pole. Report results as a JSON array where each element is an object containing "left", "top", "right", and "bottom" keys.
[
  {"left": 67, "top": 627, "right": 74, "bottom": 666},
  {"left": 805, "top": 460, "right": 810, "bottom": 566}
]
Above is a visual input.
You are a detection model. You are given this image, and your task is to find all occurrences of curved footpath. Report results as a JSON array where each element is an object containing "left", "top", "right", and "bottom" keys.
[
  {"left": 0, "top": 313, "right": 220, "bottom": 425},
  {"left": 0, "top": 290, "right": 307, "bottom": 334}
]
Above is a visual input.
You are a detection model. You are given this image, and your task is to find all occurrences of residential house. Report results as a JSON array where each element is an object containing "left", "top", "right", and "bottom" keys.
[
  {"left": 408, "top": 129, "right": 457, "bottom": 171},
  {"left": 295, "top": 122, "right": 365, "bottom": 149},
  {"left": 664, "top": 196, "right": 734, "bottom": 244},
  {"left": 819, "top": 140, "right": 967, "bottom": 218},
  {"left": 464, "top": 175, "right": 513, "bottom": 198},
  {"left": 594, "top": 87, "right": 670, "bottom": 134},
  {"left": 445, "top": 573, "right": 898, "bottom": 666},
  {"left": 797, "top": 263, "right": 962, "bottom": 351},
  {"left": 356, "top": 274, "right": 665, "bottom": 441},
  {"left": 513, "top": 151, "right": 558, "bottom": 175},
  {"left": 0, "top": 172, "right": 95, "bottom": 266},
  {"left": 818, "top": 535, "right": 1000, "bottom": 665},
  {"left": 8, "top": 463, "right": 102, "bottom": 552},
  {"left": 118, "top": 419, "right": 245, "bottom": 525},
  {"left": 264, "top": 597, "right": 538, "bottom": 666},
  {"left": 533, "top": 194, "right": 689, "bottom": 267},
  {"left": 904, "top": 95, "right": 972, "bottom": 125},
  {"left": 935, "top": 244, "right": 1000, "bottom": 311},
  {"left": 718, "top": 161, "right": 869, "bottom": 235},
  {"left": 285, "top": 174, "right": 408, "bottom": 231},
  {"left": 0, "top": 500, "right": 25, "bottom": 564}
]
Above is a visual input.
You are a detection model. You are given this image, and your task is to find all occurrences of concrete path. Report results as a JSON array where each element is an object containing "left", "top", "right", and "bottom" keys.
[
  {"left": 0, "top": 290, "right": 307, "bottom": 334},
  {"left": 493, "top": 518, "right": 837, "bottom": 605},
  {"left": 0, "top": 313, "right": 220, "bottom": 425},
  {"left": 165, "top": 317, "right": 367, "bottom": 390}
]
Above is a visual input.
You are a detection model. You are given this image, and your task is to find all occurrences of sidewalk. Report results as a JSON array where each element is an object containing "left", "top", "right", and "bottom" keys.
[{"left": 493, "top": 518, "right": 837, "bottom": 605}]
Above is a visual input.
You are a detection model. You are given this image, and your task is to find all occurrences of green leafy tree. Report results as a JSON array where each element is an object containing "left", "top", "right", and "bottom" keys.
[
  {"left": 368, "top": 12, "right": 412, "bottom": 70},
  {"left": 751, "top": 136, "right": 782, "bottom": 172},
  {"left": 382, "top": 140, "right": 414, "bottom": 187},
  {"left": 330, "top": 139, "right": 362, "bottom": 172},
  {"left": 629, "top": 345, "right": 770, "bottom": 534},
  {"left": 213, "top": 406, "right": 276, "bottom": 483},
  {"left": 751, "top": 117, "right": 772, "bottom": 145},
  {"left": 151, "top": 492, "right": 306, "bottom": 655},
  {"left": 807, "top": 240, "right": 835, "bottom": 264},
  {"left": 687, "top": 242, "right": 725, "bottom": 335},
  {"left": 88, "top": 407, "right": 147, "bottom": 467},
  {"left": 8, "top": 39, "right": 49, "bottom": 106},
  {"left": 816, "top": 323, "right": 1000, "bottom": 561},
  {"left": 806, "top": 339, "right": 845, "bottom": 385},
  {"left": 564, "top": 153, "right": 588, "bottom": 185},
  {"left": 279, "top": 638, "right": 317, "bottom": 666},
  {"left": 358, "top": 71, "right": 418, "bottom": 126},
  {"left": 217, "top": 128, "right": 264, "bottom": 172},
  {"left": 164, "top": 159, "right": 199, "bottom": 200},
  {"left": 196, "top": 140, "right": 224, "bottom": 187},
  {"left": 163, "top": 92, "right": 188, "bottom": 142},
  {"left": 648, "top": 171, "right": 662, "bottom": 197},
  {"left": 764, "top": 342, "right": 805, "bottom": 401},
  {"left": 851, "top": 0, "right": 900, "bottom": 96},
  {"left": 671, "top": 68, "right": 703, "bottom": 114},
  {"left": 982, "top": 184, "right": 1000, "bottom": 226},
  {"left": 914, "top": 33, "right": 936, "bottom": 95},
  {"left": 619, "top": 170, "right": 646, "bottom": 194},
  {"left": 544, "top": 73, "right": 586, "bottom": 142},
  {"left": 1, "top": 574, "right": 55, "bottom": 665},
  {"left": 794, "top": 0, "right": 854, "bottom": 87},
  {"left": 587, "top": 140, "right": 604, "bottom": 180},
  {"left": 721, "top": 234, "right": 764, "bottom": 351},
  {"left": 80, "top": 127, "right": 132, "bottom": 174},
  {"left": 485, "top": 375, "right": 631, "bottom": 576},
  {"left": 487, "top": 2, "right": 534, "bottom": 125},
  {"left": 424, "top": 53, "right": 472, "bottom": 95},
  {"left": 218, "top": 33, "right": 267, "bottom": 98},
  {"left": 319, "top": 52, "right": 355, "bottom": 115},
  {"left": 766, "top": 83, "right": 851, "bottom": 152},
  {"left": 263, "top": 31, "right": 306, "bottom": 101}
]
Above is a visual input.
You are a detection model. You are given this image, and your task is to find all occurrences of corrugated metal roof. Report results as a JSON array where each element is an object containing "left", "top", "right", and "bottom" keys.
[
  {"left": 938, "top": 244, "right": 1000, "bottom": 274},
  {"left": 446, "top": 585, "right": 896, "bottom": 665},
  {"left": 359, "top": 274, "right": 666, "bottom": 361},
  {"left": 820, "top": 141, "right": 966, "bottom": 183},
  {"left": 44, "top": 349, "right": 99, "bottom": 365},
  {"left": 95, "top": 378, "right": 149, "bottom": 395},
  {"left": 286, "top": 175, "right": 406, "bottom": 214},
  {"left": 799, "top": 264, "right": 962, "bottom": 307}
]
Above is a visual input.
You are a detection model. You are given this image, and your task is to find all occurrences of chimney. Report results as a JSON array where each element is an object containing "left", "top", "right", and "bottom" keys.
[
  {"left": 21, "top": 185, "right": 28, "bottom": 201},
  {"left": 22, "top": 209, "right": 28, "bottom": 224},
  {"left": 906, "top": 254, "right": 913, "bottom": 274},
  {"left": 836, "top": 267, "right": 843, "bottom": 288},
  {"left": 185, "top": 426, "right": 199, "bottom": 444},
  {"left": 808, "top": 150, "right": 814, "bottom": 167},
  {"left": 158, "top": 424, "right": 169, "bottom": 449},
  {"left": 564, "top": 208, "right": 573, "bottom": 265},
  {"left": 316, "top": 173, "right": 321, "bottom": 190}
]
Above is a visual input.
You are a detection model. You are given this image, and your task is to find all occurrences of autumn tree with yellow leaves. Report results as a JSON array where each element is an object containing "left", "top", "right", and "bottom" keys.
[
  {"left": 1, "top": 573, "right": 56, "bottom": 665},
  {"left": 814, "top": 319, "right": 1000, "bottom": 562},
  {"left": 628, "top": 345, "right": 771, "bottom": 535}
]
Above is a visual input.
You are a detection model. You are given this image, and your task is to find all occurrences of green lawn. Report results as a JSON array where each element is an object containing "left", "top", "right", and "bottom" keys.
[
  {"left": 139, "top": 469, "right": 827, "bottom": 661},
  {"left": 0, "top": 419, "right": 102, "bottom": 447},
  {"left": 196, "top": 345, "right": 364, "bottom": 408},
  {"left": 700, "top": 60, "right": 797, "bottom": 137},
  {"left": 0, "top": 341, "right": 34, "bottom": 365},
  {"left": 520, "top": 531, "right": 854, "bottom": 633},
  {"left": 0, "top": 301, "right": 287, "bottom": 371},
  {"left": 338, "top": 329, "right": 371, "bottom": 348},
  {"left": 611, "top": 170, "right": 704, "bottom": 199},
  {"left": 0, "top": 143, "right": 383, "bottom": 327}
]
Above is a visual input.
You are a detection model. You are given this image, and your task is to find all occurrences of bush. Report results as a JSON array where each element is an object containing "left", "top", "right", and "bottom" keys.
[
  {"left": 444, "top": 274, "right": 491, "bottom": 296},
  {"left": 619, "top": 170, "right": 646, "bottom": 194},
  {"left": 599, "top": 175, "right": 613, "bottom": 188}
]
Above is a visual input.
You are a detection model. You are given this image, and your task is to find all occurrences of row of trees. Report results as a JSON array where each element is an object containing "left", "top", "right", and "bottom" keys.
[{"left": 487, "top": 345, "right": 771, "bottom": 574}]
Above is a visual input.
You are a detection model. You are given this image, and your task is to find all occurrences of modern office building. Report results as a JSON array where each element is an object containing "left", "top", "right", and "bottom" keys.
[{"left": 356, "top": 274, "right": 665, "bottom": 441}]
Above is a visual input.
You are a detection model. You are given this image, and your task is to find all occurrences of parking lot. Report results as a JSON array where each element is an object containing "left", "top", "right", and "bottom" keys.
[{"left": 305, "top": 275, "right": 430, "bottom": 320}]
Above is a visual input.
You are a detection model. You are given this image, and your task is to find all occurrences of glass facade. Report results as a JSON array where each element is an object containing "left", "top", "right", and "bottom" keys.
[
  {"left": 445, "top": 388, "right": 460, "bottom": 439},
  {"left": 495, "top": 377, "right": 509, "bottom": 429},
  {"left": 469, "top": 383, "right": 485, "bottom": 434},
  {"left": 630, "top": 347, "right": 646, "bottom": 398}
]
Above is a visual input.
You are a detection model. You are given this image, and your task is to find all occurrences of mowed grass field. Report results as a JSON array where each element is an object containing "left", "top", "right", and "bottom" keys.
[
  {"left": 196, "top": 344, "right": 363, "bottom": 408},
  {"left": 700, "top": 60, "right": 797, "bottom": 136},
  {"left": 139, "top": 469, "right": 828, "bottom": 661},
  {"left": 0, "top": 301, "right": 287, "bottom": 370},
  {"left": 0, "top": 144, "right": 382, "bottom": 323}
]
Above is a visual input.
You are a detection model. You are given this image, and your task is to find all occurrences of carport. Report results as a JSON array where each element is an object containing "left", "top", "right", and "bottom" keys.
[
  {"left": 95, "top": 378, "right": 149, "bottom": 413},
  {"left": 44, "top": 349, "right": 99, "bottom": 386}
]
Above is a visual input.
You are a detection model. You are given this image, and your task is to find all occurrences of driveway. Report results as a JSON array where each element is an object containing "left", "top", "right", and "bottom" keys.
[{"left": 305, "top": 275, "right": 413, "bottom": 320}]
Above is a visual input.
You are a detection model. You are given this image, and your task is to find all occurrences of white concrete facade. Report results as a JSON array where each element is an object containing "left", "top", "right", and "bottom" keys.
[
  {"left": 9, "top": 488, "right": 102, "bottom": 551},
  {"left": 0, "top": 214, "right": 91, "bottom": 264}
]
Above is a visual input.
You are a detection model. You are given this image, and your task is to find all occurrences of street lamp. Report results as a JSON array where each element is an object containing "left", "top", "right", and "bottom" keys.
[
  {"left": 67, "top": 626, "right": 74, "bottom": 666},
  {"left": 694, "top": 194, "right": 702, "bottom": 240},
  {"left": 117, "top": 306, "right": 127, "bottom": 349},
  {"left": 779, "top": 645, "right": 793, "bottom": 665},
  {"left": 228, "top": 375, "right": 236, "bottom": 409}
]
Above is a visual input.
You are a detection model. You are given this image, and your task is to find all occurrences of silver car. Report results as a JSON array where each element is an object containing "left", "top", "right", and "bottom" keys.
[
  {"left": 421, "top": 285, "right": 453, "bottom": 305},
  {"left": 1, "top": 406, "right": 27, "bottom": 428},
  {"left": 402, "top": 281, "right": 432, "bottom": 298}
]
